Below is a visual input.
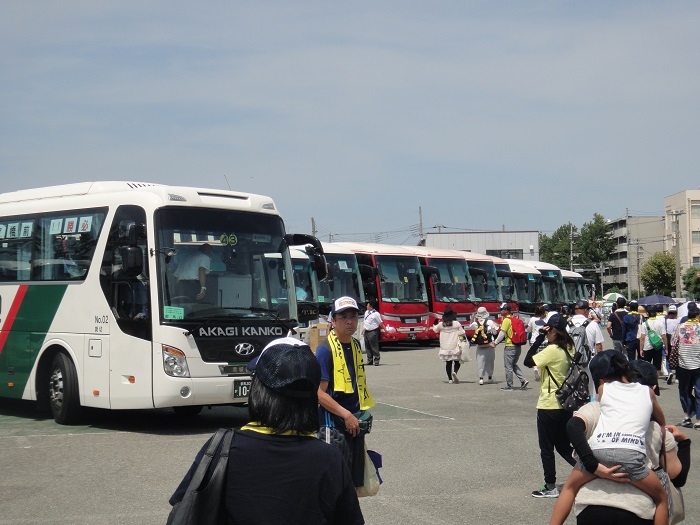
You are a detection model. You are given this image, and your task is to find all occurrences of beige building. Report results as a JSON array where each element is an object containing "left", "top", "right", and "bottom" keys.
[
  {"left": 664, "top": 190, "right": 700, "bottom": 272},
  {"left": 604, "top": 214, "right": 665, "bottom": 298}
]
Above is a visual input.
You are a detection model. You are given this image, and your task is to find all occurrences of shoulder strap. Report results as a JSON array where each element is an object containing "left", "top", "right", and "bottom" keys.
[
  {"left": 614, "top": 311, "right": 624, "bottom": 324},
  {"left": 186, "top": 428, "right": 233, "bottom": 496}
]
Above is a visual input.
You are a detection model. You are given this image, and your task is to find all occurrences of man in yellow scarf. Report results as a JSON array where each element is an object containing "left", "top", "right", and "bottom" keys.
[{"left": 316, "top": 296, "right": 375, "bottom": 487}]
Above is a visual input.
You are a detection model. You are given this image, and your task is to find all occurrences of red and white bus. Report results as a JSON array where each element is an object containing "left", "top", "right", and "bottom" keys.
[
  {"left": 335, "top": 242, "right": 431, "bottom": 343},
  {"left": 402, "top": 246, "right": 476, "bottom": 339},
  {"left": 456, "top": 251, "right": 503, "bottom": 320}
]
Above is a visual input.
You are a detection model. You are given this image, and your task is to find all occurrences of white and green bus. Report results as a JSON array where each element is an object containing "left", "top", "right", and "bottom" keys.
[{"left": 0, "top": 181, "right": 325, "bottom": 424}]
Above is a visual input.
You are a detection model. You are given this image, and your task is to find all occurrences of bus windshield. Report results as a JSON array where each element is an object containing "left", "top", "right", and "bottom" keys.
[
  {"left": 155, "top": 208, "right": 293, "bottom": 321},
  {"left": 495, "top": 264, "right": 515, "bottom": 301},
  {"left": 466, "top": 261, "right": 500, "bottom": 301},
  {"left": 541, "top": 270, "right": 565, "bottom": 304},
  {"left": 376, "top": 255, "right": 427, "bottom": 303},
  {"left": 317, "top": 253, "right": 363, "bottom": 314},
  {"left": 428, "top": 257, "right": 471, "bottom": 302}
]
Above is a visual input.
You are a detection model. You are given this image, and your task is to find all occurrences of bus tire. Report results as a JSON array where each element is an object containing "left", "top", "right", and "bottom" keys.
[
  {"left": 49, "top": 353, "right": 82, "bottom": 425},
  {"left": 173, "top": 405, "right": 203, "bottom": 417}
]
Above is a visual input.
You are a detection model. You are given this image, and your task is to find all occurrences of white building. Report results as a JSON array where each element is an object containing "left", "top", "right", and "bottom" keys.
[{"left": 424, "top": 230, "right": 540, "bottom": 260}]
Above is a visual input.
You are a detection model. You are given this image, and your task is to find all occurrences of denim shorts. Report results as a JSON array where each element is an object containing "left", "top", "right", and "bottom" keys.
[{"left": 579, "top": 448, "right": 650, "bottom": 482}]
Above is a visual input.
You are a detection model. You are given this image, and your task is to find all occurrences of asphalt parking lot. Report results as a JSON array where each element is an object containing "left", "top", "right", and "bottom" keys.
[{"left": 1, "top": 338, "right": 698, "bottom": 525}]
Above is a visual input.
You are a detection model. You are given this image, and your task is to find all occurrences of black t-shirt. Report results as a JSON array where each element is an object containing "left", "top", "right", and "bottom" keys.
[
  {"left": 171, "top": 430, "right": 364, "bottom": 525},
  {"left": 608, "top": 309, "right": 626, "bottom": 340}
]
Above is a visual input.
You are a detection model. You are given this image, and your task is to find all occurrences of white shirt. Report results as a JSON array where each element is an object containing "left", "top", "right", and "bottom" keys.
[
  {"left": 639, "top": 315, "right": 667, "bottom": 351},
  {"left": 568, "top": 313, "right": 604, "bottom": 351},
  {"left": 174, "top": 252, "right": 211, "bottom": 281},
  {"left": 364, "top": 309, "right": 383, "bottom": 331}
]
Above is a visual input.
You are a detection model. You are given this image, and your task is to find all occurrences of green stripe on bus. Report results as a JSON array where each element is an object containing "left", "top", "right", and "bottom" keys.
[{"left": 0, "top": 285, "right": 68, "bottom": 398}]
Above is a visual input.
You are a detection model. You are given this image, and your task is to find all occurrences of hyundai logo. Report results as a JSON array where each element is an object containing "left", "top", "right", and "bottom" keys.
[{"left": 234, "top": 343, "right": 256, "bottom": 356}]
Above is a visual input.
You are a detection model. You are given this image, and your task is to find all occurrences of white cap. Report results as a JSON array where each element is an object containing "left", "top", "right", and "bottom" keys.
[{"left": 333, "top": 296, "right": 359, "bottom": 315}]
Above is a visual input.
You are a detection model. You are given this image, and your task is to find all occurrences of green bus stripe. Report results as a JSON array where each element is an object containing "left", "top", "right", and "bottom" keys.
[{"left": 0, "top": 285, "right": 68, "bottom": 398}]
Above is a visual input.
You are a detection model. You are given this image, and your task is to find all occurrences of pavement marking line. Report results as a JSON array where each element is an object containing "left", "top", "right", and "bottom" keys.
[{"left": 372, "top": 401, "right": 455, "bottom": 421}]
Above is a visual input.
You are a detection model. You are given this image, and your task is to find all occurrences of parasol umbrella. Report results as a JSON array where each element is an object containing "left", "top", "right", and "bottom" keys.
[
  {"left": 603, "top": 292, "right": 626, "bottom": 303},
  {"left": 637, "top": 294, "right": 676, "bottom": 306}
]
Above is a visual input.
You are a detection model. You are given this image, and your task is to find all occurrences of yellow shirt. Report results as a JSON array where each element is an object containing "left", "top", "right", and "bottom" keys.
[
  {"left": 532, "top": 343, "right": 574, "bottom": 410},
  {"left": 500, "top": 316, "right": 513, "bottom": 345}
]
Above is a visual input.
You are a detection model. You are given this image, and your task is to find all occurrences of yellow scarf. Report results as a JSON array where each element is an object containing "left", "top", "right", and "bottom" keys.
[
  {"left": 327, "top": 330, "right": 375, "bottom": 410},
  {"left": 240, "top": 421, "right": 317, "bottom": 437}
]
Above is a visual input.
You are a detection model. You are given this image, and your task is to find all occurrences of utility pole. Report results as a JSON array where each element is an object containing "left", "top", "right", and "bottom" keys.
[
  {"left": 418, "top": 207, "right": 425, "bottom": 245},
  {"left": 570, "top": 224, "right": 574, "bottom": 271},
  {"left": 625, "top": 209, "right": 630, "bottom": 300},
  {"left": 669, "top": 209, "right": 685, "bottom": 298}
]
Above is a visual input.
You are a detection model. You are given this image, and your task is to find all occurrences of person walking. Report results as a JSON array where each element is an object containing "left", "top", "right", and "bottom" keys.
[
  {"left": 467, "top": 306, "right": 498, "bottom": 385},
  {"left": 672, "top": 301, "right": 700, "bottom": 429},
  {"left": 523, "top": 314, "right": 577, "bottom": 498},
  {"left": 622, "top": 301, "right": 642, "bottom": 361},
  {"left": 432, "top": 306, "right": 465, "bottom": 384},
  {"left": 606, "top": 297, "right": 628, "bottom": 352},
  {"left": 527, "top": 305, "right": 548, "bottom": 381},
  {"left": 569, "top": 299, "right": 604, "bottom": 356},
  {"left": 492, "top": 302, "right": 529, "bottom": 391},
  {"left": 663, "top": 304, "right": 680, "bottom": 382},
  {"left": 361, "top": 300, "right": 385, "bottom": 366},
  {"left": 169, "top": 337, "right": 364, "bottom": 525},
  {"left": 639, "top": 304, "right": 667, "bottom": 377},
  {"left": 316, "top": 296, "right": 376, "bottom": 488}
]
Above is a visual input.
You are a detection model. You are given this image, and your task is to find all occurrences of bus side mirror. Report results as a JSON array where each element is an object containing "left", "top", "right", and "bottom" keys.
[
  {"left": 303, "top": 245, "right": 328, "bottom": 282},
  {"left": 359, "top": 264, "right": 376, "bottom": 283},
  {"left": 421, "top": 265, "right": 440, "bottom": 282}
]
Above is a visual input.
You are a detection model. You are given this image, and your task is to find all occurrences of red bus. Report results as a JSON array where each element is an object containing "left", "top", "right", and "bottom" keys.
[
  {"left": 335, "top": 242, "right": 430, "bottom": 343},
  {"left": 403, "top": 246, "right": 476, "bottom": 340}
]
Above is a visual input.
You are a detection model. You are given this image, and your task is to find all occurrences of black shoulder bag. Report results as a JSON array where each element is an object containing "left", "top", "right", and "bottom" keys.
[{"left": 167, "top": 428, "right": 234, "bottom": 525}]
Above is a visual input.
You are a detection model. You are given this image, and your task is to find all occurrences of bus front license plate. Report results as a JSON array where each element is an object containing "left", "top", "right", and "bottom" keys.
[
  {"left": 233, "top": 379, "right": 252, "bottom": 399},
  {"left": 408, "top": 333, "right": 416, "bottom": 340}
]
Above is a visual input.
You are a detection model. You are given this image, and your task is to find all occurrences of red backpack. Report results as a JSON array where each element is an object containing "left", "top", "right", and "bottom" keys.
[{"left": 509, "top": 316, "right": 527, "bottom": 345}]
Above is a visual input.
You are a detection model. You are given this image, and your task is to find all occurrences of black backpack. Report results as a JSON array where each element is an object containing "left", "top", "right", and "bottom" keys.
[
  {"left": 470, "top": 320, "right": 492, "bottom": 345},
  {"left": 546, "top": 349, "right": 590, "bottom": 412}
]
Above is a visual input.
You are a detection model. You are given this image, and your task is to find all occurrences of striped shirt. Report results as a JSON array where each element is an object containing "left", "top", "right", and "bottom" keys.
[{"left": 677, "top": 319, "right": 700, "bottom": 370}]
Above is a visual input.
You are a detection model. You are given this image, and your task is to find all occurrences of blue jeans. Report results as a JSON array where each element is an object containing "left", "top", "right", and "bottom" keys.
[{"left": 503, "top": 345, "right": 526, "bottom": 387}]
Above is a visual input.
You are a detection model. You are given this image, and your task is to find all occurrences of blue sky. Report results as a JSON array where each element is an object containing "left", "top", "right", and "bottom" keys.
[{"left": 2, "top": 2, "right": 699, "bottom": 243}]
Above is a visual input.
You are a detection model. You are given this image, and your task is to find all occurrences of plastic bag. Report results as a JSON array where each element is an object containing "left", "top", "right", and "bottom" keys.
[{"left": 356, "top": 445, "right": 381, "bottom": 498}]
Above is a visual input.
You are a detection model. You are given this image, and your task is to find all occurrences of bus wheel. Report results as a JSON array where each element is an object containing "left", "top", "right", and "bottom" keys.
[
  {"left": 49, "top": 353, "right": 82, "bottom": 425},
  {"left": 173, "top": 405, "right": 203, "bottom": 417}
]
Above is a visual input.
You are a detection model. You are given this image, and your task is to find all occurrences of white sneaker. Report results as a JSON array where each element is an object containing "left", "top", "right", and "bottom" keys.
[
  {"left": 451, "top": 372, "right": 459, "bottom": 384},
  {"left": 448, "top": 380, "right": 453, "bottom": 384},
  {"left": 534, "top": 368, "right": 541, "bottom": 382},
  {"left": 479, "top": 378, "right": 484, "bottom": 385}
]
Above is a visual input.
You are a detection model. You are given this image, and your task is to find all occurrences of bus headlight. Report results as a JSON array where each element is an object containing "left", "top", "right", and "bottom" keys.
[{"left": 162, "top": 346, "right": 191, "bottom": 377}]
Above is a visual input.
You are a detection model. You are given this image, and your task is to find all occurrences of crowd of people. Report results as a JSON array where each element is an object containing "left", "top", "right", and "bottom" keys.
[{"left": 167, "top": 293, "right": 696, "bottom": 524}]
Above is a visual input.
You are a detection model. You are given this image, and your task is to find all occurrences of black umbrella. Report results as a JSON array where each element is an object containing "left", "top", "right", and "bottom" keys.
[{"left": 637, "top": 294, "right": 676, "bottom": 306}]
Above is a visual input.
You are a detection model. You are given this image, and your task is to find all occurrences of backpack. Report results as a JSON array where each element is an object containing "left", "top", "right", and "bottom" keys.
[
  {"left": 509, "top": 316, "right": 527, "bottom": 345},
  {"left": 644, "top": 321, "right": 664, "bottom": 350},
  {"left": 470, "top": 320, "right": 492, "bottom": 345},
  {"left": 567, "top": 319, "right": 593, "bottom": 366},
  {"left": 547, "top": 351, "right": 590, "bottom": 412}
]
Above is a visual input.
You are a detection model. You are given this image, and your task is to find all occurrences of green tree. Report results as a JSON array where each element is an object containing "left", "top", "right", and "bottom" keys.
[
  {"left": 682, "top": 266, "right": 700, "bottom": 299},
  {"left": 540, "top": 223, "right": 577, "bottom": 269},
  {"left": 576, "top": 213, "right": 615, "bottom": 268},
  {"left": 639, "top": 252, "right": 675, "bottom": 296}
]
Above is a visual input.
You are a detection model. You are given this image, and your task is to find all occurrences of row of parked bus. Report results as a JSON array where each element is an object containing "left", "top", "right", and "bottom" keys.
[
  {"left": 292, "top": 242, "right": 595, "bottom": 345},
  {"left": 0, "top": 181, "right": 594, "bottom": 423}
]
